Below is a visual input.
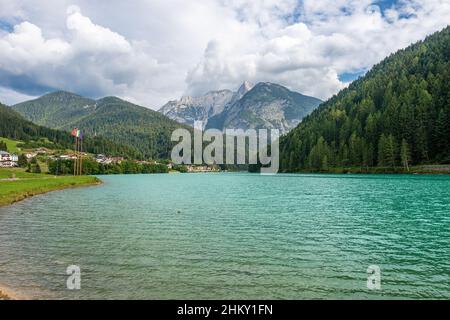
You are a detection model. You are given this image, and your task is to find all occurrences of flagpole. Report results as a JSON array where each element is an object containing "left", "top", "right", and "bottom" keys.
[
  {"left": 79, "top": 138, "right": 83, "bottom": 176},
  {"left": 74, "top": 137, "right": 78, "bottom": 176},
  {"left": 76, "top": 137, "right": 79, "bottom": 176},
  {"left": 78, "top": 136, "right": 81, "bottom": 176},
  {"left": 77, "top": 137, "right": 80, "bottom": 176},
  {"left": 72, "top": 128, "right": 79, "bottom": 176}
]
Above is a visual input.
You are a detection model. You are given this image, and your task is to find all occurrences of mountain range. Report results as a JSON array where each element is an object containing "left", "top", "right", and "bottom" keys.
[
  {"left": 10, "top": 81, "right": 322, "bottom": 160},
  {"left": 159, "top": 81, "right": 322, "bottom": 134}
]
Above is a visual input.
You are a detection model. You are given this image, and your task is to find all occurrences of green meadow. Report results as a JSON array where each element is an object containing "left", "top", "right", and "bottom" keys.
[{"left": 0, "top": 137, "right": 23, "bottom": 153}]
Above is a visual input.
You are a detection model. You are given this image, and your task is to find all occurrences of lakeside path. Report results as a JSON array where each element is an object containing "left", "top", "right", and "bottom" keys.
[{"left": 0, "top": 168, "right": 101, "bottom": 208}]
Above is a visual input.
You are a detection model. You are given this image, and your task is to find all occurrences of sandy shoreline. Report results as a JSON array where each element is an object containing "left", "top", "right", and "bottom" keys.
[{"left": 0, "top": 284, "right": 28, "bottom": 300}]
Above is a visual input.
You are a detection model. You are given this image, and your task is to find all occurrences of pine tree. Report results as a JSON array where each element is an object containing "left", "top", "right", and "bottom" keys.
[
  {"left": 386, "top": 135, "right": 398, "bottom": 167},
  {"left": 308, "top": 137, "right": 331, "bottom": 170},
  {"left": 400, "top": 139, "right": 410, "bottom": 171},
  {"left": 0, "top": 140, "right": 7, "bottom": 152},
  {"left": 362, "top": 142, "right": 374, "bottom": 168},
  {"left": 349, "top": 133, "right": 362, "bottom": 166},
  {"left": 434, "top": 108, "right": 449, "bottom": 160},
  {"left": 322, "top": 155, "right": 329, "bottom": 171},
  {"left": 18, "top": 154, "right": 28, "bottom": 168},
  {"left": 378, "top": 134, "right": 397, "bottom": 167},
  {"left": 340, "top": 143, "right": 349, "bottom": 167},
  {"left": 289, "top": 152, "right": 295, "bottom": 171},
  {"left": 378, "top": 134, "right": 388, "bottom": 167}
]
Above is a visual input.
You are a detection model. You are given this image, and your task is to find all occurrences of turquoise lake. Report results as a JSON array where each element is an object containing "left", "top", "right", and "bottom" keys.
[{"left": 0, "top": 173, "right": 449, "bottom": 299}]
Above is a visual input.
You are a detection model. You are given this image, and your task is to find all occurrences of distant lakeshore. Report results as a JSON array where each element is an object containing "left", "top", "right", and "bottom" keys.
[{"left": 283, "top": 164, "right": 450, "bottom": 175}]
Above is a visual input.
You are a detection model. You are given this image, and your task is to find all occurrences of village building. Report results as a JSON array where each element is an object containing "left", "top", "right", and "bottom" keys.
[
  {"left": 0, "top": 151, "right": 18, "bottom": 168},
  {"left": 186, "top": 165, "right": 215, "bottom": 173},
  {"left": 36, "top": 147, "right": 49, "bottom": 154},
  {"left": 60, "top": 154, "right": 78, "bottom": 160},
  {"left": 25, "top": 152, "right": 37, "bottom": 159},
  {"left": 95, "top": 154, "right": 123, "bottom": 164}
]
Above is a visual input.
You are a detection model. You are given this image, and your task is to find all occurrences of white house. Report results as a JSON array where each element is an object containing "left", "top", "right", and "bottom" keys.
[
  {"left": 0, "top": 151, "right": 18, "bottom": 168},
  {"left": 0, "top": 151, "right": 11, "bottom": 161},
  {"left": 60, "top": 154, "right": 77, "bottom": 160}
]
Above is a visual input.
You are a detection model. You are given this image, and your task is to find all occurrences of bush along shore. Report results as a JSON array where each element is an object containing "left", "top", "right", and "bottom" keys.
[{"left": 0, "top": 168, "right": 101, "bottom": 207}]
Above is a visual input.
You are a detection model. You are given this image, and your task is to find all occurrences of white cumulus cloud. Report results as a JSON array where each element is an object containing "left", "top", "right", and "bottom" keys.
[{"left": 0, "top": 0, "right": 449, "bottom": 108}]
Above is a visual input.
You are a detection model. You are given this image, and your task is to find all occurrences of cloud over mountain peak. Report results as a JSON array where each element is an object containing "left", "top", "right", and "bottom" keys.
[{"left": 0, "top": 1, "right": 449, "bottom": 107}]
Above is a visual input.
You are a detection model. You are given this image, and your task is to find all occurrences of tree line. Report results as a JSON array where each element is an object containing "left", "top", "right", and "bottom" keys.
[{"left": 48, "top": 159, "right": 169, "bottom": 175}]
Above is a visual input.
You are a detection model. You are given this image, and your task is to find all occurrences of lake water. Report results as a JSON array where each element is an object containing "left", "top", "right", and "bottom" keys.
[{"left": 0, "top": 173, "right": 449, "bottom": 299}]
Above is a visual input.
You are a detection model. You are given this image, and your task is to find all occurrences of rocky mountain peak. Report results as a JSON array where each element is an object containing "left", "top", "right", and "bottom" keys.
[
  {"left": 237, "top": 81, "right": 253, "bottom": 97},
  {"left": 158, "top": 81, "right": 321, "bottom": 134}
]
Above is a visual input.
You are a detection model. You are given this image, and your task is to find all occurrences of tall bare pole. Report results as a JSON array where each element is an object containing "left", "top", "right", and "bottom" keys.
[
  {"left": 79, "top": 138, "right": 83, "bottom": 176},
  {"left": 77, "top": 136, "right": 80, "bottom": 176},
  {"left": 74, "top": 137, "right": 78, "bottom": 176},
  {"left": 76, "top": 137, "right": 79, "bottom": 176}
]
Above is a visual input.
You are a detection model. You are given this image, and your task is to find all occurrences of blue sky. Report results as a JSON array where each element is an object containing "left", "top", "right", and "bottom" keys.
[
  {"left": 0, "top": 0, "right": 448, "bottom": 108},
  {"left": 0, "top": 20, "right": 14, "bottom": 32},
  {"left": 338, "top": 70, "right": 367, "bottom": 83},
  {"left": 374, "top": 0, "right": 401, "bottom": 11}
]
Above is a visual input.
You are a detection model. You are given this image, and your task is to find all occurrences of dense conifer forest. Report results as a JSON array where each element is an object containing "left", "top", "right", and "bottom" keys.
[{"left": 280, "top": 27, "right": 450, "bottom": 172}]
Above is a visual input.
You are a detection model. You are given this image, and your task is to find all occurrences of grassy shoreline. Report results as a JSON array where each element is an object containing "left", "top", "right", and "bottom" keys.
[{"left": 0, "top": 168, "right": 101, "bottom": 208}]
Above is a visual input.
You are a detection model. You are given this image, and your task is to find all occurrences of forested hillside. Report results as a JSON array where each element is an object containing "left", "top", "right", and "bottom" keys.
[
  {"left": 280, "top": 26, "right": 450, "bottom": 172},
  {"left": 13, "top": 93, "right": 191, "bottom": 159},
  {"left": 66, "top": 97, "right": 190, "bottom": 159},
  {"left": 0, "top": 103, "right": 140, "bottom": 158}
]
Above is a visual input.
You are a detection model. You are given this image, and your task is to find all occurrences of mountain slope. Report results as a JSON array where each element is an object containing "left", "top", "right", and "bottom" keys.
[
  {"left": 280, "top": 26, "right": 450, "bottom": 172},
  {"left": 13, "top": 93, "right": 190, "bottom": 159},
  {"left": 159, "top": 81, "right": 255, "bottom": 128},
  {"left": 13, "top": 91, "right": 96, "bottom": 129},
  {"left": 159, "top": 90, "right": 235, "bottom": 128},
  {"left": 206, "top": 82, "right": 322, "bottom": 134},
  {"left": 0, "top": 102, "right": 140, "bottom": 158}
]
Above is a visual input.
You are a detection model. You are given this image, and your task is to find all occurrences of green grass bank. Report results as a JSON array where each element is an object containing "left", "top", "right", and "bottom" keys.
[{"left": 0, "top": 168, "right": 101, "bottom": 207}]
